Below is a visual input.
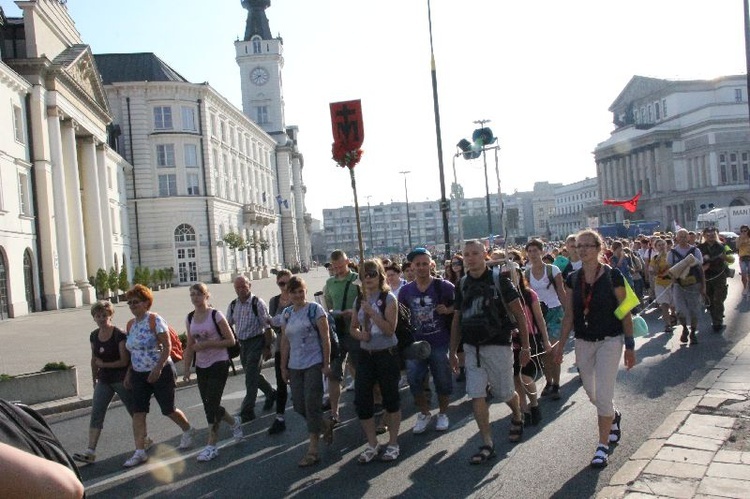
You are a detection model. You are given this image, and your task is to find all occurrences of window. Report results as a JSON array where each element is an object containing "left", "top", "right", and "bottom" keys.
[
  {"left": 156, "top": 144, "right": 175, "bottom": 167},
  {"left": 220, "top": 121, "right": 227, "bottom": 142},
  {"left": 158, "top": 174, "right": 177, "bottom": 196},
  {"left": 719, "top": 153, "right": 728, "bottom": 184},
  {"left": 12, "top": 105, "right": 24, "bottom": 143},
  {"left": 730, "top": 153, "right": 739, "bottom": 183},
  {"left": 735, "top": 88, "right": 743, "bottom": 103},
  {"left": 184, "top": 144, "right": 198, "bottom": 167},
  {"left": 255, "top": 106, "right": 269, "bottom": 124},
  {"left": 174, "top": 223, "right": 196, "bottom": 242},
  {"left": 153, "top": 106, "right": 173, "bottom": 130},
  {"left": 181, "top": 106, "right": 196, "bottom": 131},
  {"left": 662, "top": 99, "right": 668, "bottom": 117},
  {"left": 654, "top": 102, "right": 661, "bottom": 120},
  {"left": 186, "top": 173, "right": 200, "bottom": 195},
  {"left": 210, "top": 113, "right": 218, "bottom": 137},
  {"left": 18, "top": 172, "right": 31, "bottom": 215},
  {"left": 252, "top": 37, "right": 261, "bottom": 54},
  {"left": 743, "top": 153, "right": 749, "bottom": 183}
]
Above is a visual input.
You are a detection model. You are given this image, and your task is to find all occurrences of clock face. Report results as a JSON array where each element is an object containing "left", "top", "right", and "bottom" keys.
[{"left": 250, "top": 67, "right": 269, "bottom": 86}]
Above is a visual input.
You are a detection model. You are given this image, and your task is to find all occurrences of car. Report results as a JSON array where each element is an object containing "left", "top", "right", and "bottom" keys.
[{"left": 719, "top": 231, "right": 738, "bottom": 252}]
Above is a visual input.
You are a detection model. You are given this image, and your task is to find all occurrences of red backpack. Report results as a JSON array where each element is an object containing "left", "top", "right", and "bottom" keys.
[{"left": 127, "top": 312, "right": 184, "bottom": 362}]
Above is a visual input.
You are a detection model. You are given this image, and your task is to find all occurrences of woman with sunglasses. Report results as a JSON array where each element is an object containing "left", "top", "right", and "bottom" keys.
[
  {"left": 267, "top": 269, "right": 293, "bottom": 434},
  {"left": 738, "top": 225, "right": 750, "bottom": 297},
  {"left": 350, "top": 259, "right": 401, "bottom": 463},
  {"left": 122, "top": 284, "right": 194, "bottom": 468},
  {"left": 554, "top": 230, "right": 637, "bottom": 469}
]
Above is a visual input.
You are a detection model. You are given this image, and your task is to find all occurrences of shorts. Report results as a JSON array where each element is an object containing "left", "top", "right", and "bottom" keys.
[
  {"left": 672, "top": 283, "right": 702, "bottom": 322},
  {"left": 406, "top": 343, "right": 453, "bottom": 397},
  {"left": 740, "top": 257, "right": 750, "bottom": 276},
  {"left": 464, "top": 344, "right": 515, "bottom": 402},
  {"left": 544, "top": 305, "right": 564, "bottom": 340},
  {"left": 653, "top": 283, "right": 673, "bottom": 306},
  {"left": 130, "top": 365, "right": 177, "bottom": 415}
]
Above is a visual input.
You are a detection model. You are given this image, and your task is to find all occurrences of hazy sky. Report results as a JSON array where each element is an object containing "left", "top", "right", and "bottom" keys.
[{"left": 2, "top": 0, "right": 746, "bottom": 221}]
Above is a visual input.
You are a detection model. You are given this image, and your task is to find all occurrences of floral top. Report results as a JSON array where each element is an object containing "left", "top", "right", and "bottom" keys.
[
  {"left": 126, "top": 313, "right": 169, "bottom": 373},
  {"left": 281, "top": 302, "right": 326, "bottom": 370}
]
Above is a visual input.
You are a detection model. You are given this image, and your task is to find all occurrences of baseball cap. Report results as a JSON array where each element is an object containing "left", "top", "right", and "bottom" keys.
[{"left": 407, "top": 247, "right": 431, "bottom": 262}]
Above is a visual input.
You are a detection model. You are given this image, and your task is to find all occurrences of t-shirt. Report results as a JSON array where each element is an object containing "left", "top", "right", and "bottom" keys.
[
  {"left": 565, "top": 266, "right": 625, "bottom": 341},
  {"left": 126, "top": 313, "right": 169, "bottom": 373},
  {"left": 698, "top": 241, "right": 728, "bottom": 279},
  {"left": 650, "top": 252, "right": 672, "bottom": 287},
  {"left": 281, "top": 302, "right": 326, "bottom": 370},
  {"left": 356, "top": 292, "right": 398, "bottom": 351},
  {"left": 455, "top": 268, "right": 520, "bottom": 347},
  {"left": 90, "top": 327, "right": 128, "bottom": 384},
  {"left": 398, "top": 278, "right": 455, "bottom": 348},
  {"left": 188, "top": 310, "right": 229, "bottom": 368}
]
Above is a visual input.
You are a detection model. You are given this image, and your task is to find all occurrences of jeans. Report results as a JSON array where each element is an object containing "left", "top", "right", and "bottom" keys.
[
  {"left": 90, "top": 380, "right": 133, "bottom": 429},
  {"left": 406, "top": 343, "right": 453, "bottom": 397},
  {"left": 196, "top": 360, "right": 230, "bottom": 425},
  {"left": 239, "top": 335, "right": 274, "bottom": 421}
]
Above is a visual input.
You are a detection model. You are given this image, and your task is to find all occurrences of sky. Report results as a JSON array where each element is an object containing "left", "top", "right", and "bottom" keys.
[{"left": 2, "top": 0, "right": 747, "bottom": 222}]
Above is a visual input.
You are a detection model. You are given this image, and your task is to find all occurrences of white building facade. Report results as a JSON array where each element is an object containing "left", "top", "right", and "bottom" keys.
[
  {"left": 595, "top": 75, "right": 750, "bottom": 230},
  {"left": 95, "top": 53, "right": 280, "bottom": 284},
  {"left": 0, "top": 0, "right": 131, "bottom": 315},
  {"left": 550, "top": 177, "right": 599, "bottom": 240}
]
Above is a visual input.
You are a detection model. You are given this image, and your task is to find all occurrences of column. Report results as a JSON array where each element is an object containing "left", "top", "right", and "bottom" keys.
[
  {"left": 97, "top": 144, "right": 115, "bottom": 273},
  {"left": 47, "top": 108, "right": 81, "bottom": 308},
  {"left": 80, "top": 137, "right": 107, "bottom": 280}
]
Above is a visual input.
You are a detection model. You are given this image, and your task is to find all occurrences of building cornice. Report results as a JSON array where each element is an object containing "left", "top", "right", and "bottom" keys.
[{"left": 0, "top": 62, "right": 32, "bottom": 93}]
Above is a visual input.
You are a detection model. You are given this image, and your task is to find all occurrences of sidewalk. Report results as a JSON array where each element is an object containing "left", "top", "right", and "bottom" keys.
[{"left": 598, "top": 331, "right": 750, "bottom": 498}]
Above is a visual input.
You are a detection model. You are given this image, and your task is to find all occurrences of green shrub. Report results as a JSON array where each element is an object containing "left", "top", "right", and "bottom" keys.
[
  {"left": 0, "top": 373, "right": 15, "bottom": 381},
  {"left": 41, "top": 362, "right": 72, "bottom": 372}
]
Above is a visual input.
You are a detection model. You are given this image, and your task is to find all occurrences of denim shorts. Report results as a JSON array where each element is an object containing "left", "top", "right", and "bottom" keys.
[{"left": 406, "top": 343, "right": 453, "bottom": 397}]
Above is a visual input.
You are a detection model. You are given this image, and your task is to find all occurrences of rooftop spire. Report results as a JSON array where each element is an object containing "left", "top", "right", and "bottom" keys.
[{"left": 241, "top": 0, "right": 272, "bottom": 41}]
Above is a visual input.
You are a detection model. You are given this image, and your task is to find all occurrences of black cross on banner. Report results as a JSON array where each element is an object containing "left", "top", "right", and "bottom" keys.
[{"left": 330, "top": 99, "right": 364, "bottom": 149}]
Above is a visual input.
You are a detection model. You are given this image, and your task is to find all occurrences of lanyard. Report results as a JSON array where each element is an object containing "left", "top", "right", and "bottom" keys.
[{"left": 580, "top": 264, "right": 601, "bottom": 325}]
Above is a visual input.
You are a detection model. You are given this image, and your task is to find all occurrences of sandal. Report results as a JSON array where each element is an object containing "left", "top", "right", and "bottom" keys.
[
  {"left": 590, "top": 444, "right": 609, "bottom": 468},
  {"left": 376, "top": 423, "right": 389, "bottom": 435},
  {"left": 469, "top": 444, "right": 496, "bottom": 465},
  {"left": 508, "top": 419, "right": 524, "bottom": 443},
  {"left": 297, "top": 453, "right": 320, "bottom": 468},
  {"left": 380, "top": 444, "right": 400, "bottom": 462},
  {"left": 609, "top": 411, "right": 621, "bottom": 444},
  {"left": 72, "top": 450, "right": 96, "bottom": 464},
  {"left": 357, "top": 444, "right": 380, "bottom": 464}
]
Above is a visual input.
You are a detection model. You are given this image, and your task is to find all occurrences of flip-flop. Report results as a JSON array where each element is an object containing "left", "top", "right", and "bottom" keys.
[{"left": 297, "top": 453, "right": 320, "bottom": 467}]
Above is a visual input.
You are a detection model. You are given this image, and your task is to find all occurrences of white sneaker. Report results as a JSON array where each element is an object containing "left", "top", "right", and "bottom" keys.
[
  {"left": 435, "top": 413, "right": 449, "bottom": 431},
  {"left": 398, "top": 376, "right": 409, "bottom": 389},
  {"left": 232, "top": 416, "right": 243, "bottom": 441},
  {"left": 197, "top": 446, "right": 219, "bottom": 462},
  {"left": 178, "top": 428, "right": 195, "bottom": 450},
  {"left": 123, "top": 450, "right": 148, "bottom": 468},
  {"left": 345, "top": 380, "right": 355, "bottom": 392},
  {"left": 143, "top": 436, "right": 153, "bottom": 451},
  {"left": 413, "top": 412, "right": 431, "bottom": 434}
]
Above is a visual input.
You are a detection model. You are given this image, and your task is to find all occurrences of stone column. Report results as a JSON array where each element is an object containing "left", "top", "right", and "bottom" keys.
[
  {"left": 47, "top": 108, "right": 81, "bottom": 308},
  {"left": 97, "top": 144, "right": 115, "bottom": 272},
  {"left": 80, "top": 137, "right": 107, "bottom": 283}
]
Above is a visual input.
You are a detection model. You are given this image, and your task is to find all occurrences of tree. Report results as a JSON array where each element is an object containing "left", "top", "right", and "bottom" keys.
[
  {"left": 133, "top": 266, "right": 150, "bottom": 287},
  {"left": 118, "top": 262, "right": 129, "bottom": 292},
  {"left": 108, "top": 267, "right": 119, "bottom": 301},
  {"left": 94, "top": 268, "right": 109, "bottom": 299}
]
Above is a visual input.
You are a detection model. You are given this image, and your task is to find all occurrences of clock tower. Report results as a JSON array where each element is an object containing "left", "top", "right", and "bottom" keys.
[{"left": 236, "top": 0, "right": 286, "bottom": 137}]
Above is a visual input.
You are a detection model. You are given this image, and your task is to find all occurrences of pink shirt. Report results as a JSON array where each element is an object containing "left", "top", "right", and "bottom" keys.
[{"left": 188, "top": 310, "right": 229, "bottom": 368}]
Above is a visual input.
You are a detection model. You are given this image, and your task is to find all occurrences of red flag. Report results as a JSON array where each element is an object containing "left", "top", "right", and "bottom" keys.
[
  {"left": 330, "top": 100, "right": 364, "bottom": 149},
  {"left": 603, "top": 192, "right": 641, "bottom": 213}
]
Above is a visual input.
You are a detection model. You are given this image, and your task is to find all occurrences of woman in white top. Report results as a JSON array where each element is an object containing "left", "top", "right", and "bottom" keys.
[{"left": 525, "top": 239, "right": 566, "bottom": 399}]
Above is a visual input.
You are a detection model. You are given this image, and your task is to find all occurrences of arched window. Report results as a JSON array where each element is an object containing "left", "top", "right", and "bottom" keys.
[
  {"left": 174, "top": 224, "right": 198, "bottom": 283},
  {"left": 23, "top": 249, "right": 35, "bottom": 313},
  {"left": 252, "top": 36, "right": 261, "bottom": 54},
  {"left": 174, "top": 223, "right": 196, "bottom": 243}
]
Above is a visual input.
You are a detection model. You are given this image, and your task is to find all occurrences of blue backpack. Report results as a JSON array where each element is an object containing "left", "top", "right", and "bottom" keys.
[{"left": 285, "top": 304, "right": 340, "bottom": 362}]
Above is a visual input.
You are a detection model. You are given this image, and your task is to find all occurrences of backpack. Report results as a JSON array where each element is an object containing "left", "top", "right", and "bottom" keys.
[
  {"left": 670, "top": 247, "right": 701, "bottom": 287},
  {"left": 459, "top": 267, "right": 516, "bottom": 346},
  {"left": 0, "top": 399, "right": 83, "bottom": 485},
  {"left": 127, "top": 312, "right": 184, "bottom": 362},
  {"left": 356, "top": 291, "right": 415, "bottom": 354},
  {"left": 228, "top": 296, "right": 258, "bottom": 320},
  {"left": 187, "top": 309, "right": 241, "bottom": 359},
  {"left": 525, "top": 263, "right": 557, "bottom": 291},
  {"left": 303, "top": 304, "right": 340, "bottom": 362}
]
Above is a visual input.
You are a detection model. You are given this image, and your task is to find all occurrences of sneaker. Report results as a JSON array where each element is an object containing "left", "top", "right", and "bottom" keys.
[
  {"left": 398, "top": 375, "right": 409, "bottom": 389},
  {"left": 541, "top": 383, "right": 552, "bottom": 397},
  {"left": 178, "top": 428, "right": 195, "bottom": 450},
  {"left": 689, "top": 330, "right": 698, "bottom": 345},
  {"left": 413, "top": 412, "right": 431, "bottom": 434},
  {"left": 263, "top": 390, "right": 277, "bottom": 411},
  {"left": 679, "top": 329, "right": 689, "bottom": 343},
  {"left": 435, "top": 413, "right": 449, "bottom": 431},
  {"left": 72, "top": 449, "right": 96, "bottom": 464},
  {"left": 143, "top": 436, "right": 153, "bottom": 451},
  {"left": 345, "top": 380, "right": 355, "bottom": 392},
  {"left": 530, "top": 405, "right": 542, "bottom": 426},
  {"left": 232, "top": 416, "right": 243, "bottom": 441},
  {"left": 551, "top": 384, "right": 561, "bottom": 400},
  {"left": 197, "top": 446, "right": 219, "bottom": 462},
  {"left": 268, "top": 418, "right": 286, "bottom": 435},
  {"left": 123, "top": 450, "right": 148, "bottom": 468}
]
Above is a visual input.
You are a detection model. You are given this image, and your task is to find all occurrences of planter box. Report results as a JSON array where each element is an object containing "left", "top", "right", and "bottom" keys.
[{"left": 0, "top": 367, "right": 78, "bottom": 405}]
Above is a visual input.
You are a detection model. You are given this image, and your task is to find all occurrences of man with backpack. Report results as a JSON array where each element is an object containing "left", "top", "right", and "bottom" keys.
[
  {"left": 228, "top": 276, "right": 276, "bottom": 423},
  {"left": 450, "top": 240, "right": 532, "bottom": 464},
  {"left": 667, "top": 229, "right": 706, "bottom": 345},
  {"left": 398, "top": 247, "right": 456, "bottom": 434}
]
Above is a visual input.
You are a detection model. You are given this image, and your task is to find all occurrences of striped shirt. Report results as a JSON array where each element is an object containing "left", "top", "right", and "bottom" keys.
[{"left": 227, "top": 295, "right": 271, "bottom": 340}]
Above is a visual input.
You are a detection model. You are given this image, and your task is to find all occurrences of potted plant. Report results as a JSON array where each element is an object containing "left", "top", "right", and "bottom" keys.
[
  {"left": 133, "top": 266, "right": 150, "bottom": 287},
  {"left": 0, "top": 362, "right": 78, "bottom": 405},
  {"left": 163, "top": 267, "right": 174, "bottom": 288},
  {"left": 118, "top": 263, "right": 129, "bottom": 298},
  {"left": 94, "top": 268, "right": 109, "bottom": 300},
  {"left": 108, "top": 267, "right": 119, "bottom": 303}
]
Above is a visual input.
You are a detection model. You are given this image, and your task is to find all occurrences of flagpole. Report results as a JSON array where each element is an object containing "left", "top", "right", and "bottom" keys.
[{"left": 350, "top": 168, "right": 365, "bottom": 263}]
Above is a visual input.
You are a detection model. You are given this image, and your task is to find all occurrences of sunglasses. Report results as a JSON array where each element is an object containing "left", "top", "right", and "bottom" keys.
[
  {"left": 363, "top": 270, "right": 378, "bottom": 279},
  {"left": 277, "top": 281, "right": 289, "bottom": 287},
  {"left": 127, "top": 300, "right": 142, "bottom": 306}
]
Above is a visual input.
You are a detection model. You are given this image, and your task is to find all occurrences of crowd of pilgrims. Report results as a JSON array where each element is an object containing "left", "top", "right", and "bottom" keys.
[{"left": 69, "top": 225, "right": 748, "bottom": 472}]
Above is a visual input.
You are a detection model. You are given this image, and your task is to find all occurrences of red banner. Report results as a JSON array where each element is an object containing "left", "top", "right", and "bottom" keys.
[
  {"left": 330, "top": 100, "right": 364, "bottom": 149},
  {"left": 603, "top": 192, "right": 641, "bottom": 213}
]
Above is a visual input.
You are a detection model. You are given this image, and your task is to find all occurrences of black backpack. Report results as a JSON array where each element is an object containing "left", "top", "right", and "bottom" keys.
[
  {"left": 458, "top": 267, "right": 516, "bottom": 346},
  {"left": 187, "top": 309, "right": 241, "bottom": 359},
  {"left": 0, "top": 399, "right": 83, "bottom": 486}
]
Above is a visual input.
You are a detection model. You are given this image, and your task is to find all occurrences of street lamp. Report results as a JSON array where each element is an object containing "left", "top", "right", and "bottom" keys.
[
  {"left": 366, "top": 195, "right": 375, "bottom": 257},
  {"left": 399, "top": 170, "right": 413, "bottom": 249},
  {"left": 451, "top": 152, "right": 465, "bottom": 248}
]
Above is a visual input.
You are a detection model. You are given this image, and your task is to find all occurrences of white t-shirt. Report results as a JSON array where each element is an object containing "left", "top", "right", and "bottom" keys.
[{"left": 528, "top": 264, "right": 562, "bottom": 308}]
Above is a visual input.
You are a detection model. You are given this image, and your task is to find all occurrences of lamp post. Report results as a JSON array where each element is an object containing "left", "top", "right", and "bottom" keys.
[
  {"left": 474, "top": 119, "right": 494, "bottom": 241},
  {"left": 451, "top": 152, "right": 464, "bottom": 248},
  {"left": 399, "top": 170, "right": 413, "bottom": 249},
  {"left": 366, "top": 195, "right": 375, "bottom": 257}
]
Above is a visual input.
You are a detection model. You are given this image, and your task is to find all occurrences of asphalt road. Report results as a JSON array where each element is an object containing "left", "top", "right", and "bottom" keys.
[{"left": 44, "top": 268, "right": 750, "bottom": 498}]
